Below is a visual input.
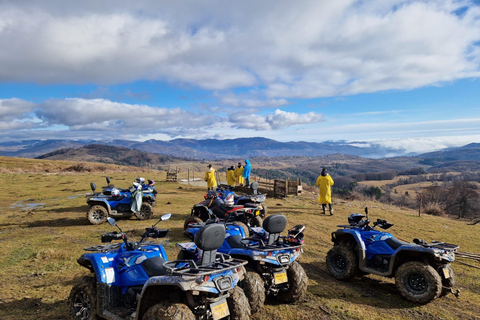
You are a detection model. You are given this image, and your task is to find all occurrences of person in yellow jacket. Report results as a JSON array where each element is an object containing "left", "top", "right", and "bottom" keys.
[
  {"left": 316, "top": 168, "right": 334, "bottom": 215},
  {"left": 234, "top": 162, "right": 244, "bottom": 186},
  {"left": 227, "top": 165, "right": 236, "bottom": 187},
  {"left": 205, "top": 164, "right": 217, "bottom": 191}
]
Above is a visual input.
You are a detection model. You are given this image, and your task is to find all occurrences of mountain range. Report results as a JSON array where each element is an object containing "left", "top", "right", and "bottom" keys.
[{"left": 0, "top": 137, "right": 412, "bottom": 160}]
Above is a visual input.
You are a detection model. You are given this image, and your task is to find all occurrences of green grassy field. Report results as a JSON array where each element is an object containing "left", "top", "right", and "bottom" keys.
[{"left": 0, "top": 157, "right": 479, "bottom": 320}]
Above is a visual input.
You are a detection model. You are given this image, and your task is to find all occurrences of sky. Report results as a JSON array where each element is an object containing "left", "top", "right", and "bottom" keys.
[{"left": 1, "top": 0, "right": 480, "bottom": 154}]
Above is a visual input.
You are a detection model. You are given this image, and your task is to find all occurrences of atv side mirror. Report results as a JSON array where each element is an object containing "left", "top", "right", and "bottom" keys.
[
  {"left": 106, "top": 176, "right": 111, "bottom": 185},
  {"left": 107, "top": 217, "right": 117, "bottom": 226},
  {"left": 90, "top": 182, "right": 96, "bottom": 192},
  {"left": 161, "top": 213, "right": 172, "bottom": 221}
]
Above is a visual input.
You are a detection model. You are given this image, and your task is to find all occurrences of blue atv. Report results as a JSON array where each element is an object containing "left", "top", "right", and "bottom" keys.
[
  {"left": 101, "top": 176, "right": 157, "bottom": 207},
  {"left": 180, "top": 214, "right": 308, "bottom": 313},
  {"left": 86, "top": 182, "right": 154, "bottom": 225},
  {"left": 326, "top": 208, "right": 459, "bottom": 304},
  {"left": 69, "top": 214, "right": 251, "bottom": 320}
]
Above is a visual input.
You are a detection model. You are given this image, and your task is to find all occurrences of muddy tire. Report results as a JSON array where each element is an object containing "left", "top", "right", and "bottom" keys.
[
  {"left": 395, "top": 261, "right": 442, "bottom": 304},
  {"left": 135, "top": 203, "right": 153, "bottom": 220},
  {"left": 69, "top": 276, "right": 99, "bottom": 320},
  {"left": 233, "top": 221, "right": 249, "bottom": 238},
  {"left": 440, "top": 264, "right": 455, "bottom": 297},
  {"left": 277, "top": 261, "right": 308, "bottom": 302},
  {"left": 183, "top": 216, "right": 203, "bottom": 232},
  {"left": 143, "top": 301, "right": 195, "bottom": 320},
  {"left": 86, "top": 205, "right": 108, "bottom": 225},
  {"left": 326, "top": 245, "right": 358, "bottom": 280},
  {"left": 241, "top": 271, "right": 265, "bottom": 313},
  {"left": 259, "top": 203, "right": 268, "bottom": 218},
  {"left": 251, "top": 216, "right": 263, "bottom": 228},
  {"left": 227, "top": 286, "right": 251, "bottom": 320}
]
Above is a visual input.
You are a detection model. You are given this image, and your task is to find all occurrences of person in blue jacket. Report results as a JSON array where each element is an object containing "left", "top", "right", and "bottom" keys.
[{"left": 242, "top": 159, "right": 251, "bottom": 187}]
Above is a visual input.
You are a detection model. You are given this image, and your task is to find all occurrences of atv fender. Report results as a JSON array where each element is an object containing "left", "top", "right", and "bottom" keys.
[
  {"left": 77, "top": 254, "right": 116, "bottom": 284},
  {"left": 87, "top": 198, "right": 112, "bottom": 214}
]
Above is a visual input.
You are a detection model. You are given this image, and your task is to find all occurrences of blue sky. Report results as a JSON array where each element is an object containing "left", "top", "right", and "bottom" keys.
[{"left": 1, "top": 0, "right": 480, "bottom": 154}]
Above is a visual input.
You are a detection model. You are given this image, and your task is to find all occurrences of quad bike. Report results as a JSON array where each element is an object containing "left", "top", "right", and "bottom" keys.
[
  {"left": 180, "top": 214, "right": 308, "bottom": 313},
  {"left": 86, "top": 182, "right": 154, "bottom": 225},
  {"left": 100, "top": 176, "right": 157, "bottom": 207},
  {"left": 184, "top": 191, "right": 262, "bottom": 235},
  {"left": 326, "top": 208, "right": 459, "bottom": 304},
  {"left": 69, "top": 215, "right": 251, "bottom": 320},
  {"left": 214, "top": 182, "right": 267, "bottom": 218}
]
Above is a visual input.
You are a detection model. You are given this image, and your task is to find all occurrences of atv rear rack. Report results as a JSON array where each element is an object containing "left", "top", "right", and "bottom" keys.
[{"left": 164, "top": 254, "right": 247, "bottom": 276}]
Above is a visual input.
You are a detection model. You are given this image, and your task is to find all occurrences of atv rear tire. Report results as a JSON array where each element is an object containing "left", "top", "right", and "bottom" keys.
[
  {"left": 241, "top": 271, "right": 265, "bottom": 313},
  {"left": 143, "top": 301, "right": 195, "bottom": 320},
  {"left": 136, "top": 203, "right": 153, "bottom": 220},
  {"left": 227, "top": 286, "right": 251, "bottom": 320},
  {"left": 87, "top": 205, "right": 108, "bottom": 225},
  {"left": 395, "top": 261, "right": 442, "bottom": 304},
  {"left": 183, "top": 216, "right": 203, "bottom": 232},
  {"left": 69, "top": 276, "right": 100, "bottom": 320},
  {"left": 326, "top": 245, "right": 358, "bottom": 280},
  {"left": 440, "top": 264, "right": 455, "bottom": 297},
  {"left": 259, "top": 203, "right": 268, "bottom": 218},
  {"left": 277, "top": 261, "right": 308, "bottom": 302},
  {"left": 251, "top": 216, "right": 263, "bottom": 228},
  {"left": 233, "top": 221, "right": 249, "bottom": 238}
]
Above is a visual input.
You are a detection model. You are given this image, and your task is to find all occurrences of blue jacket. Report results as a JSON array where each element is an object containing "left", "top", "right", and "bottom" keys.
[{"left": 242, "top": 159, "right": 251, "bottom": 178}]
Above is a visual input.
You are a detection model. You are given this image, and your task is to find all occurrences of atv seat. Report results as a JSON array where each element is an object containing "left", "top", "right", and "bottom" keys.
[
  {"left": 142, "top": 256, "right": 168, "bottom": 276},
  {"left": 194, "top": 223, "right": 226, "bottom": 266},
  {"left": 226, "top": 235, "right": 247, "bottom": 249},
  {"left": 263, "top": 214, "right": 287, "bottom": 245},
  {"left": 242, "top": 202, "right": 258, "bottom": 208},
  {"left": 386, "top": 237, "right": 409, "bottom": 250}
]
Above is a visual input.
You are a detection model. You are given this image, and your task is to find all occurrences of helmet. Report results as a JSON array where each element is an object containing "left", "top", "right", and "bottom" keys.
[
  {"left": 111, "top": 188, "right": 120, "bottom": 197},
  {"left": 348, "top": 213, "right": 365, "bottom": 226},
  {"left": 139, "top": 177, "right": 145, "bottom": 184},
  {"left": 148, "top": 179, "right": 155, "bottom": 186},
  {"left": 224, "top": 193, "right": 234, "bottom": 207}
]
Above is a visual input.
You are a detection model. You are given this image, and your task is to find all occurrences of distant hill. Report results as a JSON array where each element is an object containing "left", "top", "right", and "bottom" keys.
[
  {"left": 35, "top": 144, "right": 181, "bottom": 168},
  {"left": 1, "top": 137, "right": 407, "bottom": 159},
  {"left": 417, "top": 143, "right": 480, "bottom": 165}
]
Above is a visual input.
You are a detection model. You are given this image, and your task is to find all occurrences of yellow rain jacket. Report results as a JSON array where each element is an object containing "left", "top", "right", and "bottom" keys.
[
  {"left": 234, "top": 166, "right": 244, "bottom": 185},
  {"left": 227, "top": 169, "right": 236, "bottom": 186},
  {"left": 316, "top": 174, "right": 334, "bottom": 204},
  {"left": 205, "top": 168, "right": 217, "bottom": 189}
]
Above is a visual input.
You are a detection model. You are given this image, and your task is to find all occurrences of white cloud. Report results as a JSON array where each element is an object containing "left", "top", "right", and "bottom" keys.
[
  {"left": 0, "top": 0, "right": 478, "bottom": 99},
  {"left": 229, "top": 109, "right": 324, "bottom": 130}
]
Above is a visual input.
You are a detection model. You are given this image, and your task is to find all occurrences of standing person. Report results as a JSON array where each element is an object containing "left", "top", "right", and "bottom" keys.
[
  {"left": 205, "top": 164, "right": 217, "bottom": 191},
  {"left": 316, "top": 168, "right": 334, "bottom": 215},
  {"left": 242, "top": 159, "right": 251, "bottom": 187},
  {"left": 234, "top": 162, "right": 244, "bottom": 186},
  {"left": 227, "top": 165, "right": 236, "bottom": 187}
]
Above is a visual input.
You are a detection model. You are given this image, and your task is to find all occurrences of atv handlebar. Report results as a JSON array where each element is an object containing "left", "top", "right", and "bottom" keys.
[{"left": 101, "top": 232, "right": 124, "bottom": 243}]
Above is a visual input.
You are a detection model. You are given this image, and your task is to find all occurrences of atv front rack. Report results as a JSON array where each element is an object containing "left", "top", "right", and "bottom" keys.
[{"left": 164, "top": 253, "right": 247, "bottom": 276}]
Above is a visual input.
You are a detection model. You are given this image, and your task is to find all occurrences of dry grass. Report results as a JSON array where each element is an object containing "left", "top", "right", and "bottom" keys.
[{"left": 0, "top": 156, "right": 479, "bottom": 320}]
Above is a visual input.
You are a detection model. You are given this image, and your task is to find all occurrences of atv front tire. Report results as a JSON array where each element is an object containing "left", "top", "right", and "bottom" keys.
[
  {"left": 183, "top": 216, "right": 203, "bottom": 231},
  {"left": 233, "top": 221, "right": 249, "bottom": 238},
  {"left": 227, "top": 286, "right": 251, "bottom": 320},
  {"left": 277, "top": 261, "right": 308, "bottom": 302},
  {"left": 251, "top": 216, "right": 263, "bottom": 228},
  {"left": 69, "top": 276, "right": 99, "bottom": 320},
  {"left": 86, "top": 205, "right": 108, "bottom": 225},
  {"left": 135, "top": 203, "right": 153, "bottom": 220},
  {"left": 395, "top": 261, "right": 442, "bottom": 304},
  {"left": 241, "top": 271, "right": 265, "bottom": 313},
  {"left": 143, "top": 301, "right": 195, "bottom": 320},
  {"left": 326, "top": 245, "right": 358, "bottom": 280}
]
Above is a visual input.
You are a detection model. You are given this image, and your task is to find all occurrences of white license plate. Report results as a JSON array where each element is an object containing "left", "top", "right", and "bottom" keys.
[
  {"left": 211, "top": 299, "right": 229, "bottom": 320},
  {"left": 274, "top": 271, "right": 288, "bottom": 284}
]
